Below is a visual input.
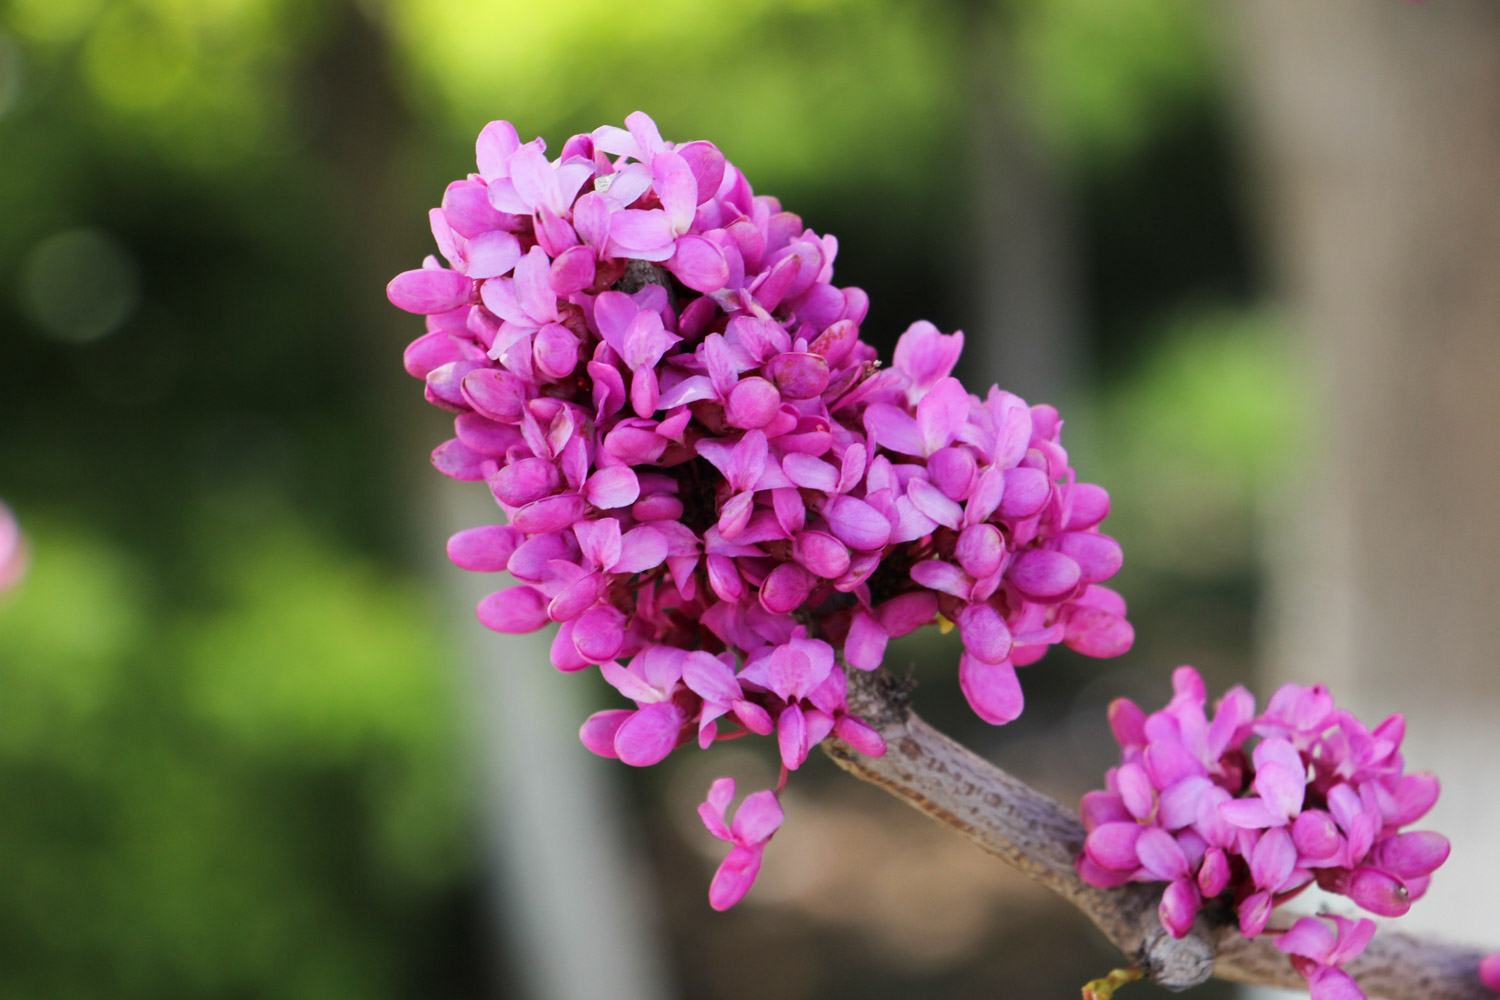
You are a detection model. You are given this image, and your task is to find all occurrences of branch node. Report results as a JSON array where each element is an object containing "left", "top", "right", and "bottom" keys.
[{"left": 1139, "top": 919, "right": 1214, "bottom": 991}]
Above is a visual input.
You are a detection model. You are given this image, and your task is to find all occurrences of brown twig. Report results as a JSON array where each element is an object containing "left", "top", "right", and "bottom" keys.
[{"left": 821, "top": 668, "right": 1493, "bottom": 999}]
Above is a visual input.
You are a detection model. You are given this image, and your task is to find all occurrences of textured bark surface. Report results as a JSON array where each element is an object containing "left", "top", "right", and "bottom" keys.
[{"left": 823, "top": 668, "right": 1493, "bottom": 999}]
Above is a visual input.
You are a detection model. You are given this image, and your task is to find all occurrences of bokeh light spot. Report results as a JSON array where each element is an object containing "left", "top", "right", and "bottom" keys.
[{"left": 20, "top": 229, "right": 141, "bottom": 343}]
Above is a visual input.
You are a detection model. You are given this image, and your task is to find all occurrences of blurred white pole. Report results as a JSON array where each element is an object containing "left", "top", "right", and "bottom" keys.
[
  {"left": 1227, "top": 3, "right": 1500, "bottom": 994},
  {"left": 432, "top": 481, "right": 675, "bottom": 1000}
]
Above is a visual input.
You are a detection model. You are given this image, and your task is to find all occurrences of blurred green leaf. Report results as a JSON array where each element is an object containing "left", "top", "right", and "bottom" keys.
[
  {"left": 1014, "top": 0, "right": 1212, "bottom": 165},
  {"left": 0, "top": 514, "right": 470, "bottom": 999},
  {"left": 1071, "top": 309, "right": 1308, "bottom": 578}
]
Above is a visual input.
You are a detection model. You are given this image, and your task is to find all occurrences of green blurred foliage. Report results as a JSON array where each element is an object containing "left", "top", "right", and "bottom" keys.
[
  {"left": 379, "top": 0, "right": 953, "bottom": 193},
  {"left": 1012, "top": 0, "right": 1212, "bottom": 165},
  {"left": 4, "top": 0, "right": 327, "bottom": 169},
  {"left": 375, "top": 0, "right": 1211, "bottom": 191},
  {"left": 1072, "top": 309, "right": 1308, "bottom": 580},
  {"left": 0, "top": 512, "right": 468, "bottom": 1000}
]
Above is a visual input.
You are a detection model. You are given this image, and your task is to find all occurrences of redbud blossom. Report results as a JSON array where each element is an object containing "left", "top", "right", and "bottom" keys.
[
  {"left": 391, "top": 112, "right": 1133, "bottom": 908},
  {"left": 1078, "top": 667, "right": 1449, "bottom": 994}
]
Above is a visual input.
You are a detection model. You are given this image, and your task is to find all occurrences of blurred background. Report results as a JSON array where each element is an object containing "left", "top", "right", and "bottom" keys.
[{"left": 1, "top": 0, "right": 1496, "bottom": 997}]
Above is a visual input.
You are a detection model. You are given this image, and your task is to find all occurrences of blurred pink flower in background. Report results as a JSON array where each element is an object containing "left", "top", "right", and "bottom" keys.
[{"left": 0, "top": 504, "right": 26, "bottom": 594}]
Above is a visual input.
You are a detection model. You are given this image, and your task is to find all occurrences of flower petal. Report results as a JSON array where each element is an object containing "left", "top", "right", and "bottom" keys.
[
  {"left": 579, "top": 709, "right": 632, "bottom": 760},
  {"left": 1084, "top": 822, "right": 1143, "bottom": 873},
  {"left": 730, "top": 789, "right": 785, "bottom": 845},
  {"left": 708, "top": 844, "right": 764, "bottom": 911},
  {"left": 476, "top": 586, "right": 549, "bottom": 632},
  {"left": 614, "top": 701, "right": 685, "bottom": 766},
  {"left": 388, "top": 268, "right": 471, "bottom": 314},
  {"left": 958, "top": 653, "right": 1023, "bottom": 725},
  {"left": 447, "top": 525, "right": 523, "bottom": 572}
]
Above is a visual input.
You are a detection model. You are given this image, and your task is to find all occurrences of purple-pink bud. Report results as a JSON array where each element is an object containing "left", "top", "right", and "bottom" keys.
[
  {"left": 490, "top": 457, "right": 562, "bottom": 507},
  {"left": 447, "top": 525, "right": 522, "bottom": 572},
  {"left": 477, "top": 586, "right": 549, "bottom": 633},
  {"left": 766, "top": 352, "right": 831, "bottom": 400},
  {"left": 1237, "top": 891, "right": 1272, "bottom": 938},
  {"left": 1055, "top": 533, "right": 1123, "bottom": 584},
  {"left": 1348, "top": 867, "right": 1411, "bottom": 917},
  {"left": 1370, "top": 831, "right": 1450, "bottom": 880},
  {"left": 1197, "top": 847, "right": 1230, "bottom": 897},
  {"left": 1292, "top": 810, "right": 1341, "bottom": 861},
  {"left": 998, "top": 467, "right": 1050, "bottom": 519},
  {"left": 388, "top": 268, "right": 472, "bottom": 314},
  {"left": 1159, "top": 879, "right": 1201, "bottom": 939},
  {"left": 759, "top": 563, "right": 815, "bottom": 615},
  {"left": 792, "top": 530, "right": 850, "bottom": 580},
  {"left": 1062, "top": 605, "right": 1135, "bottom": 658},
  {"left": 955, "top": 523, "right": 1005, "bottom": 579},
  {"left": 824, "top": 495, "right": 892, "bottom": 552},
  {"left": 1007, "top": 549, "right": 1081, "bottom": 601},
  {"left": 958, "top": 654, "right": 1023, "bottom": 725},
  {"left": 928, "top": 446, "right": 977, "bottom": 501},
  {"left": 405, "top": 330, "right": 485, "bottom": 379},
  {"left": 462, "top": 368, "right": 528, "bottom": 423},
  {"left": 579, "top": 710, "right": 631, "bottom": 758},
  {"left": 1063, "top": 483, "right": 1111, "bottom": 530},
  {"left": 725, "top": 377, "right": 781, "bottom": 429},
  {"left": 1084, "top": 821, "right": 1143, "bottom": 873},
  {"left": 511, "top": 493, "right": 588, "bottom": 534},
  {"left": 431, "top": 438, "right": 488, "bottom": 481},
  {"left": 956, "top": 602, "right": 1012, "bottom": 665},
  {"left": 534, "top": 323, "right": 581, "bottom": 379}
]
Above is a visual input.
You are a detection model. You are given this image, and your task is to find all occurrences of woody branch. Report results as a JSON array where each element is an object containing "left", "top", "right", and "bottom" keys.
[{"left": 822, "top": 668, "right": 1492, "bottom": 1000}]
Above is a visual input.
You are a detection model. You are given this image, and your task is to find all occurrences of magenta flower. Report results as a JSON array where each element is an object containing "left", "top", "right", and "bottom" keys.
[
  {"left": 392, "top": 111, "right": 1132, "bottom": 908},
  {"left": 682, "top": 651, "right": 774, "bottom": 747},
  {"left": 698, "top": 778, "right": 783, "bottom": 910},
  {"left": 1078, "top": 666, "right": 1449, "bottom": 988},
  {"left": 1275, "top": 915, "right": 1376, "bottom": 1000},
  {"left": 587, "top": 646, "right": 691, "bottom": 766}
]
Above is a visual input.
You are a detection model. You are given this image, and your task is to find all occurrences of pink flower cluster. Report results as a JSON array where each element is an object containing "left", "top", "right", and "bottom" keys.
[
  {"left": 389, "top": 112, "right": 1133, "bottom": 908},
  {"left": 1078, "top": 667, "right": 1449, "bottom": 999}
]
